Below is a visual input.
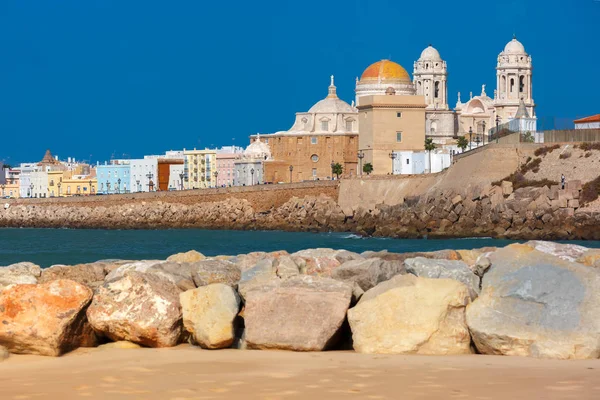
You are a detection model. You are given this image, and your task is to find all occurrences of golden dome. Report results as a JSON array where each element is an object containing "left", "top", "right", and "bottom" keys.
[{"left": 360, "top": 59, "right": 411, "bottom": 82}]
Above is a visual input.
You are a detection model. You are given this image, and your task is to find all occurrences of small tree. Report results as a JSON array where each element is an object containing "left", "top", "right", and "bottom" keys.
[
  {"left": 363, "top": 162, "right": 373, "bottom": 175},
  {"left": 332, "top": 162, "right": 343, "bottom": 179},
  {"left": 456, "top": 136, "right": 469, "bottom": 152},
  {"left": 522, "top": 131, "right": 534, "bottom": 143},
  {"left": 424, "top": 138, "right": 436, "bottom": 173},
  {"left": 1, "top": 163, "right": 12, "bottom": 170}
]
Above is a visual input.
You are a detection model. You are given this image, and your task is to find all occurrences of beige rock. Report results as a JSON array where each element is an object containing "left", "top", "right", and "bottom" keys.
[
  {"left": 0, "top": 280, "right": 96, "bottom": 356},
  {"left": 348, "top": 275, "right": 472, "bottom": 355},
  {"left": 180, "top": 284, "right": 240, "bottom": 349},
  {"left": 0, "top": 262, "right": 42, "bottom": 292},
  {"left": 98, "top": 341, "right": 142, "bottom": 350},
  {"left": 191, "top": 259, "right": 241, "bottom": 288},
  {"left": 167, "top": 250, "right": 205, "bottom": 263},
  {"left": 40, "top": 262, "right": 109, "bottom": 289},
  {"left": 576, "top": 249, "right": 600, "bottom": 268},
  {"left": 0, "top": 345, "right": 9, "bottom": 361},
  {"left": 524, "top": 241, "right": 588, "bottom": 262}
]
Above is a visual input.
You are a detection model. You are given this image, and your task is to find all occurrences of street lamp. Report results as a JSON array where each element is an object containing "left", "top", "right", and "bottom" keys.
[
  {"left": 179, "top": 173, "right": 184, "bottom": 190},
  {"left": 117, "top": 178, "right": 121, "bottom": 194},
  {"left": 495, "top": 115, "right": 501, "bottom": 144},
  {"left": 106, "top": 180, "right": 110, "bottom": 194},
  {"left": 482, "top": 121, "right": 486, "bottom": 146},
  {"left": 214, "top": 171, "right": 218, "bottom": 188},
  {"left": 469, "top": 126, "right": 473, "bottom": 150},
  {"left": 136, "top": 180, "right": 140, "bottom": 193},
  {"left": 29, "top": 183, "right": 34, "bottom": 198},
  {"left": 146, "top": 173, "right": 153, "bottom": 192},
  {"left": 89, "top": 180, "right": 93, "bottom": 195},
  {"left": 250, "top": 168, "right": 255, "bottom": 186},
  {"left": 357, "top": 151, "right": 365, "bottom": 176},
  {"left": 289, "top": 165, "right": 293, "bottom": 183},
  {"left": 1, "top": 184, "right": 5, "bottom": 197},
  {"left": 389, "top": 152, "right": 397, "bottom": 175},
  {"left": 330, "top": 161, "right": 335, "bottom": 180},
  {"left": 57, "top": 182, "right": 62, "bottom": 197}
]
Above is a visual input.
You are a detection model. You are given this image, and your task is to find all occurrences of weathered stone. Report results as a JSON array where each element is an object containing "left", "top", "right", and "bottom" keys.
[
  {"left": 0, "top": 345, "right": 8, "bottom": 361},
  {"left": 0, "top": 280, "right": 96, "bottom": 356},
  {"left": 405, "top": 257, "right": 480, "bottom": 299},
  {"left": 180, "top": 284, "right": 240, "bottom": 349},
  {"left": 106, "top": 260, "right": 195, "bottom": 291},
  {"left": 191, "top": 259, "right": 241, "bottom": 288},
  {"left": 167, "top": 250, "right": 205, "bottom": 263},
  {"left": 348, "top": 275, "right": 472, "bottom": 355},
  {"left": 274, "top": 256, "right": 301, "bottom": 279},
  {"left": 466, "top": 244, "right": 600, "bottom": 359},
  {"left": 576, "top": 249, "right": 600, "bottom": 268},
  {"left": 40, "top": 262, "right": 109, "bottom": 289},
  {"left": 524, "top": 240, "right": 588, "bottom": 262},
  {"left": 501, "top": 181, "right": 513, "bottom": 196},
  {"left": 97, "top": 341, "right": 142, "bottom": 350},
  {"left": 244, "top": 276, "right": 352, "bottom": 351},
  {"left": 331, "top": 258, "right": 404, "bottom": 293},
  {"left": 568, "top": 199, "right": 580, "bottom": 208},
  {"left": 0, "top": 262, "right": 42, "bottom": 291},
  {"left": 87, "top": 272, "right": 182, "bottom": 348},
  {"left": 291, "top": 248, "right": 361, "bottom": 276},
  {"left": 451, "top": 195, "right": 463, "bottom": 205}
]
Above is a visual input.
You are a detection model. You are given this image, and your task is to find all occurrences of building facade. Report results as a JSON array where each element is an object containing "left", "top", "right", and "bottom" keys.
[
  {"left": 183, "top": 149, "right": 217, "bottom": 189},
  {"left": 574, "top": 115, "right": 600, "bottom": 130},
  {"left": 18, "top": 163, "right": 39, "bottom": 198},
  {"left": 234, "top": 141, "right": 270, "bottom": 186},
  {"left": 97, "top": 162, "right": 131, "bottom": 194},
  {"left": 30, "top": 171, "right": 48, "bottom": 198},
  {"left": 168, "top": 164, "right": 185, "bottom": 190},
  {"left": 130, "top": 158, "right": 158, "bottom": 193},
  {"left": 158, "top": 159, "right": 184, "bottom": 191},
  {"left": 216, "top": 146, "right": 243, "bottom": 187}
]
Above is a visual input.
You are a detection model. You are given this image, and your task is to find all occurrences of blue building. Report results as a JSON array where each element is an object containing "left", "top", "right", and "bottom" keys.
[{"left": 96, "top": 162, "right": 131, "bottom": 194}]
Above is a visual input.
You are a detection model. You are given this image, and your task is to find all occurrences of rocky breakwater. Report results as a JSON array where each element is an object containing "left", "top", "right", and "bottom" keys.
[{"left": 2, "top": 241, "right": 600, "bottom": 361}]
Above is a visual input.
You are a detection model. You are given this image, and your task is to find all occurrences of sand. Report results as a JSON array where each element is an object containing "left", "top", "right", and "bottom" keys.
[{"left": 1, "top": 345, "right": 599, "bottom": 399}]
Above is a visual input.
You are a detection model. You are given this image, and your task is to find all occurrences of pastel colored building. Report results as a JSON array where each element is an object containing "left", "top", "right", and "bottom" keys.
[
  {"left": 216, "top": 146, "right": 243, "bottom": 187},
  {"left": 183, "top": 149, "right": 217, "bottom": 189},
  {"left": 158, "top": 159, "right": 184, "bottom": 191},
  {"left": 30, "top": 171, "right": 48, "bottom": 198},
  {"left": 96, "top": 162, "right": 131, "bottom": 194},
  {"left": 61, "top": 176, "right": 97, "bottom": 196},
  {"left": 130, "top": 158, "right": 158, "bottom": 193},
  {"left": 18, "top": 163, "right": 39, "bottom": 198},
  {"left": 47, "top": 171, "right": 64, "bottom": 197},
  {"left": 574, "top": 114, "right": 600, "bottom": 130},
  {"left": 168, "top": 164, "right": 185, "bottom": 190}
]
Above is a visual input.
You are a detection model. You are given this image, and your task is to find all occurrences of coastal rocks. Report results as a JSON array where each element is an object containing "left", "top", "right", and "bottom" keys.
[
  {"left": 0, "top": 280, "right": 96, "bottom": 356},
  {"left": 106, "top": 260, "right": 195, "bottom": 291},
  {"left": 0, "top": 345, "right": 8, "bottom": 361},
  {"left": 466, "top": 244, "right": 600, "bottom": 359},
  {"left": 180, "top": 284, "right": 240, "bottom": 349},
  {"left": 577, "top": 249, "right": 600, "bottom": 268},
  {"left": 348, "top": 275, "right": 472, "bottom": 355},
  {"left": 191, "top": 259, "right": 241, "bottom": 288},
  {"left": 167, "top": 250, "right": 205, "bottom": 263},
  {"left": 97, "top": 341, "right": 142, "bottom": 350},
  {"left": 0, "top": 262, "right": 42, "bottom": 291},
  {"left": 291, "top": 248, "right": 361, "bottom": 277},
  {"left": 405, "top": 257, "right": 480, "bottom": 299},
  {"left": 87, "top": 272, "right": 182, "bottom": 348},
  {"left": 331, "top": 258, "right": 404, "bottom": 293},
  {"left": 524, "top": 240, "right": 588, "bottom": 262},
  {"left": 244, "top": 276, "right": 352, "bottom": 351},
  {"left": 40, "top": 262, "right": 109, "bottom": 290}
]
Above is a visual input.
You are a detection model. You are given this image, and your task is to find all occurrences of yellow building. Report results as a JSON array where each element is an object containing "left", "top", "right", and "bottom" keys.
[
  {"left": 47, "top": 170, "right": 97, "bottom": 197},
  {"left": 47, "top": 171, "right": 64, "bottom": 197},
  {"left": 1, "top": 181, "right": 20, "bottom": 198},
  {"left": 183, "top": 149, "right": 217, "bottom": 189}
]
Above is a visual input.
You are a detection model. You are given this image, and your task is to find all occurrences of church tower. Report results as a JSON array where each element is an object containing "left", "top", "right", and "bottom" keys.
[
  {"left": 413, "top": 45, "right": 448, "bottom": 111},
  {"left": 494, "top": 36, "right": 535, "bottom": 122}
]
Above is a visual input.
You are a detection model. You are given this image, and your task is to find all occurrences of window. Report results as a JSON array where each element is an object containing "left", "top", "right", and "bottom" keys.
[
  {"left": 510, "top": 78, "right": 515, "bottom": 93},
  {"left": 311, "top": 137, "right": 318, "bottom": 145},
  {"left": 345, "top": 120, "right": 353, "bottom": 131},
  {"left": 312, "top": 168, "right": 317, "bottom": 177},
  {"left": 311, "top": 154, "right": 319, "bottom": 162},
  {"left": 434, "top": 81, "right": 440, "bottom": 98},
  {"left": 396, "top": 112, "right": 402, "bottom": 118},
  {"left": 519, "top": 76, "right": 525, "bottom": 93},
  {"left": 321, "top": 120, "right": 328, "bottom": 131},
  {"left": 265, "top": 139, "right": 269, "bottom": 144},
  {"left": 396, "top": 132, "right": 402, "bottom": 142},
  {"left": 67, "top": 187, "right": 71, "bottom": 194},
  {"left": 297, "top": 138, "right": 303, "bottom": 145},
  {"left": 406, "top": 159, "right": 410, "bottom": 165}
]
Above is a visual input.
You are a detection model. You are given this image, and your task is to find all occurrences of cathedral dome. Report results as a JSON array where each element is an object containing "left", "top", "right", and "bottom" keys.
[
  {"left": 244, "top": 140, "right": 271, "bottom": 159},
  {"left": 419, "top": 45, "right": 442, "bottom": 61},
  {"left": 503, "top": 38, "right": 526, "bottom": 54},
  {"left": 360, "top": 59, "right": 411, "bottom": 83},
  {"left": 308, "top": 76, "right": 355, "bottom": 114}
]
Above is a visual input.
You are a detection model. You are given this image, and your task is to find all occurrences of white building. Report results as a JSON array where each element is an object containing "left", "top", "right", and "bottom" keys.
[
  {"left": 574, "top": 115, "right": 600, "bottom": 130},
  {"left": 130, "top": 158, "right": 158, "bottom": 193},
  {"left": 30, "top": 170, "right": 48, "bottom": 198},
  {"left": 391, "top": 150, "right": 451, "bottom": 175},
  {"left": 234, "top": 140, "right": 270, "bottom": 186},
  {"left": 17, "top": 164, "right": 39, "bottom": 198},
  {"left": 169, "top": 164, "right": 185, "bottom": 190}
]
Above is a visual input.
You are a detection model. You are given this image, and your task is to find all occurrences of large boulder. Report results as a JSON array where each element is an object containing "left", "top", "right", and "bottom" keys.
[
  {"left": 87, "top": 272, "right": 182, "bottom": 347},
  {"left": 331, "top": 258, "right": 405, "bottom": 293},
  {"left": 180, "top": 284, "right": 240, "bottom": 349},
  {"left": 524, "top": 241, "right": 589, "bottom": 262},
  {"left": 348, "top": 275, "right": 472, "bottom": 355},
  {"left": 40, "top": 262, "right": 110, "bottom": 289},
  {"left": 0, "top": 280, "right": 96, "bottom": 356},
  {"left": 167, "top": 250, "right": 205, "bottom": 263},
  {"left": 466, "top": 244, "right": 600, "bottom": 359},
  {"left": 291, "top": 248, "right": 361, "bottom": 277},
  {"left": 405, "top": 257, "right": 480, "bottom": 299},
  {"left": 106, "top": 260, "right": 195, "bottom": 291},
  {"left": 244, "top": 276, "right": 352, "bottom": 351},
  {"left": 0, "top": 262, "right": 42, "bottom": 291},
  {"left": 191, "top": 259, "right": 241, "bottom": 288},
  {"left": 576, "top": 249, "right": 600, "bottom": 268}
]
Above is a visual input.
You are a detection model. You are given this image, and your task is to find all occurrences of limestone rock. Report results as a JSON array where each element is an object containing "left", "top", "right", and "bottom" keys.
[
  {"left": 87, "top": 272, "right": 182, "bottom": 348},
  {"left": 577, "top": 249, "right": 600, "bottom": 268},
  {"left": 167, "top": 250, "right": 205, "bottom": 263},
  {"left": 467, "top": 244, "right": 600, "bottom": 359},
  {"left": 106, "top": 260, "right": 195, "bottom": 291},
  {"left": 244, "top": 275, "right": 352, "bottom": 351},
  {"left": 291, "top": 248, "right": 362, "bottom": 277},
  {"left": 98, "top": 341, "right": 142, "bottom": 350},
  {"left": 524, "top": 240, "right": 588, "bottom": 262},
  {"left": 0, "top": 345, "right": 8, "bottom": 361},
  {"left": 191, "top": 259, "right": 241, "bottom": 288},
  {"left": 0, "top": 262, "right": 42, "bottom": 291},
  {"left": 40, "top": 262, "right": 109, "bottom": 289},
  {"left": 0, "top": 280, "right": 96, "bottom": 356},
  {"left": 180, "top": 284, "right": 240, "bottom": 349},
  {"left": 331, "top": 258, "right": 404, "bottom": 293},
  {"left": 348, "top": 275, "right": 472, "bottom": 355},
  {"left": 405, "top": 257, "right": 480, "bottom": 299}
]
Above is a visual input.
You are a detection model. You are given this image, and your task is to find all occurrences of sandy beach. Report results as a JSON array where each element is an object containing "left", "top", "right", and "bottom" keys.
[{"left": 1, "top": 345, "right": 599, "bottom": 400}]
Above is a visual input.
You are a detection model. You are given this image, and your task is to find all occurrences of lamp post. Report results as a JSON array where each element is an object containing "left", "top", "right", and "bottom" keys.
[
  {"left": 482, "top": 121, "right": 486, "bottom": 146},
  {"left": 250, "top": 168, "right": 255, "bottom": 186},
  {"left": 357, "top": 151, "right": 365, "bottom": 176},
  {"left": 1, "top": 184, "right": 5, "bottom": 197},
  {"left": 88, "top": 180, "right": 93, "bottom": 195},
  {"left": 136, "top": 180, "right": 140, "bottom": 193},
  {"left": 57, "top": 182, "right": 61, "bottom": 197},
  {"left": 29, "top": 183, "right": 34, "bottom": 198},
  {"left": 495, "top": 115, "right": 501, "bottom": 144},
  {"left": 330, "top": 161, "right": 335, "bottom": 180},
  {"left": 146, "top": 173, "right": 153, "bottom": 192},
  {"left": 389, "top": 152, "right": 397, "bottom": 175},
  {"left": 289, "top": 165, "right": 293, "bottom": 183},
  {"left": 117, "top": 178, "right": 121, "bottom": 194},
  {"left": 179, "top": 173, "right": 184, "bottom": 190},
  {"left": 469, "top": 126, "right": 473, "bottom": 150},
  {"left": 106, "top": 180, "right": 110, "bottom": 194},
  {"left": 214, "top": 171, "right": 218, "bottom": 188}
]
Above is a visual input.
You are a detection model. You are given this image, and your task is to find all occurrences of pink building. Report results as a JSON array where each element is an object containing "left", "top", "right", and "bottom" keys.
[{"left": 216, "top": 146, "right": 243, "bottom": 187}]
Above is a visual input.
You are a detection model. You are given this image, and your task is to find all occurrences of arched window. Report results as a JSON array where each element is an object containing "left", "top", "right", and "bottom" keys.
[
  {"left": 434, "top": 81, "right": 440, "bottom": 98},
  {"left": 510, "top": 78, "right": 515, "bottom": 93},
  {"left": 519, "top": 76, "right": 525, "bottom": 93}
]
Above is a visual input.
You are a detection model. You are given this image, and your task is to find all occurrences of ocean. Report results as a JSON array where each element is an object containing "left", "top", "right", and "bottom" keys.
[{"left": 1, "top": 228, "right": 599, "bottom": 268}]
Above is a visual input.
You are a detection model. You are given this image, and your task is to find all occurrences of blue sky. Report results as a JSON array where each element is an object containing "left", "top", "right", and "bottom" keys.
[{"left": 1, "top": 0, "right": 598, "bottom": 164}]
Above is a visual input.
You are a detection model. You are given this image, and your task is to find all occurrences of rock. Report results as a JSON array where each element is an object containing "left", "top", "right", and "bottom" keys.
[
  {"left": 274, "top": 256, "right": 301, "bottom": 279},
  {"left": 0, "top": 262, "right": 42, "bottom": 291},
  {"left": 167, "top": 250, "right": 205, "bottom": 263},
  {"left": 97, "top": 341, "right": 142, "bottom": 350},
  {"left": 331, "top": 258, "right": 404, "bottom": 293},
  {"left": 191, "top": 259, "right": 241, "bottom": 288},
  {"left": 466, "top": 244, "right": 600, "bottom": 359},
  {"left": 244, "top": 276, "right": 352, "bottom": 351},
  {"left": 0, "top": 345, "right": 8, "bottom": 361},
  {"left": 106, "top": 260, "right": 195, "bottom": 291},
  {"left": 180, "top": 284, "right": 240, "bottom": 349},
  {"left": 0, "top": 280, "right": 96, "bottom": 356},
  {"left": 348, "top": 275, "right": 472, "bottom": 355},
  {"left": 291, "top": 248, "right": 361, "bottom": 277},
  {"left": 237, "top": 258, "right": 279, "bottom": 301},
  {"left": 576, "top": 250, "right": 600, "bottom": 268},
  {"left": 405, "top": 257, "right": 480, "bottom": 299},
  {"left": 87, "top": 272, "right": 182, "bottom": 348},
  {"left": 40, "top": 262, "right": 109, "bottom": 289},
  {"left": 473, "top": 256, "right": 492, "bottom": 277},
  {"left": 524, "top": 241, "right": 588, "bottom": 262},
  {"left": 501, "top": 181, "right": 513, "bottom": 196}
]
